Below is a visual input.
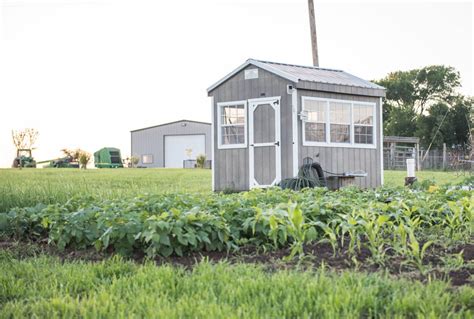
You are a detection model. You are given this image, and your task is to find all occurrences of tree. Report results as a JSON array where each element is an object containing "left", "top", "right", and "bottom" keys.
[
  {"left": 375, "top": 65, "right": 471, "bottom": 150},
  {"left": 415, "top": 102, "right": 450, "bottom": 149},
  {"left": 78, "top": 151, "right": 91, "bottom": 169},
  {"left": 12, "top": 128, "right": 39, "bottom": 152},
  {"left": 415, "top": 97, "right": 473, "bottom": 150},
  {"left": 384, "top": 105, "right": 417, "bottom": 137},
  {"left": 61, "top": 148, "right": 90, "bottom": 168},
  {"left": 376, "top": 65, "right": 461, "bottom": 115},
  {"left": 415, "top": 66, "right": 460, "bottom": 114}
]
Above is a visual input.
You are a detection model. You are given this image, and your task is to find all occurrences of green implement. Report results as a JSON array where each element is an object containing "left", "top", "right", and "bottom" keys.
[{"left": 94, "top": 147, "right": 123, "bottom": 168}]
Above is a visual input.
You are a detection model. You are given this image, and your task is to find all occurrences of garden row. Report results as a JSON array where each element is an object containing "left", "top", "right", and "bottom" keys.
[{"left": 1, "top": 179, "right": 472, "bottom": 271}]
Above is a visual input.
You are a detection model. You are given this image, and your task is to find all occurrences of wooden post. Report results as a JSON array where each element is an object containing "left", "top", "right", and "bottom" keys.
[
  {"left": 442, "top": 143, "right": 447, "bottom": 170},
  {"left": 307, "top": 0, "right": 319, "bottom": 67},
  {"left": 416, "top": 143, "right": 420, "bottom": 171},
  {"left": 390, "top": 142, "right": 395, "bottom": 169}
]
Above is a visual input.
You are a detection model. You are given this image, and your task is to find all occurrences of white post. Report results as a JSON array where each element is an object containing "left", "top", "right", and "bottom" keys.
[
  {"left": 407, "top": 158, "right": 415, "bottom": 178},
  {"left": 442, "top": 143, "right": 447, "bottom": 170}
]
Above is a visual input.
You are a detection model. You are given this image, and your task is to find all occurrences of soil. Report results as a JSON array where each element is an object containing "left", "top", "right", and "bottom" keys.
[{"left": 1, "top": 239, "right": 472, "bottom": 286}]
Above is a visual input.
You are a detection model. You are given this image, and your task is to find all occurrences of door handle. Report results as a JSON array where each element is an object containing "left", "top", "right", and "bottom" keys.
[{"left": 275, "top": 141, "right": 280, "bottom": 146}]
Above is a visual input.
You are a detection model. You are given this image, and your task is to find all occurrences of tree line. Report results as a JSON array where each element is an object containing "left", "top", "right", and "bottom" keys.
[{"left": 375, "top": 65, "right": 473, "bottom": 151}]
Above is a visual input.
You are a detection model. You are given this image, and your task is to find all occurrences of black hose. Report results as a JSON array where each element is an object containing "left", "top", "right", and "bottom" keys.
[{"left": 279, "top": 162, "right": 327, "bottom": 190}]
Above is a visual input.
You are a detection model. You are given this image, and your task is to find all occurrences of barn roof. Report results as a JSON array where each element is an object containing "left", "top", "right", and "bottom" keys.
[
  {"left": 131, "top": 119, "right": 210, "bottom": 133},
  {"left": 207, "top": 59, "right": 385, "bottom": 94}
]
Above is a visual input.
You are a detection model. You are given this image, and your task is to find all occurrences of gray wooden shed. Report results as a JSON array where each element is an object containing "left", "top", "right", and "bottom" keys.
[
  {"left": 207, "top": 59, "right": 386, "bottom": 191},
  {"left": 131, "top": 120, "right": 211, "bottom": 168}
]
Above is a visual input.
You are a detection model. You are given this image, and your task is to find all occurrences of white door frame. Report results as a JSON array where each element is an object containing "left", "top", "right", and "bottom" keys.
[{"left": 248, "top": 96, "right": 281, "bottom": 188}]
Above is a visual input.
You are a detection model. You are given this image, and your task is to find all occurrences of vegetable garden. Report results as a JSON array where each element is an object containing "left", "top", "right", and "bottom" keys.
[{"left": 0, "top": 170, "right": 473, "bottom": 317}]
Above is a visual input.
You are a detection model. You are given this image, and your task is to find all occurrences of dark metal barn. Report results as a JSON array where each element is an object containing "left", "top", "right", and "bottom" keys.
[{"left": 207, "top": 59, "right": 385, "bottom": 191}]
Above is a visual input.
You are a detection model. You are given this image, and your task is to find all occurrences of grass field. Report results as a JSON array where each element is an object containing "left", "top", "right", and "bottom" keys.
[
  {"left": 1, "top": 254, "right": 472, "bottom": 318},
  {"left": 0, "top": 168, "right": 468, "bottom": 213},
  {"left": 0, "top": 168, "right": 472, "bottom": 318}
]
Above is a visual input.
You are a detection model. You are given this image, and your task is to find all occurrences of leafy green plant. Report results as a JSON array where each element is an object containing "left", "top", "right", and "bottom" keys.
[
  {"left": 404, "top": 229, "right": 434, "bottom": 274},
  {"left": 196, "top": 154, "right": 206, "bottom": 169}
]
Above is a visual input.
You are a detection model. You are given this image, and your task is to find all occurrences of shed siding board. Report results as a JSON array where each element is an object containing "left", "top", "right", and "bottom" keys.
[
  {"left": 297, "top": 89, "right": 382, "bottom": 188},
  {"left": 211, "top": 65, "right": 294, "bottom": 191},
  {"left": 131, "top": 121, "right": 211, "bottom": 168}
]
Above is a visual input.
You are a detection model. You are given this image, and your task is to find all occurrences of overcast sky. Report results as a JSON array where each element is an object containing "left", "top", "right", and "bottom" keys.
[{"left": 0, "top": 0, "right": 472, "bottom": 167}]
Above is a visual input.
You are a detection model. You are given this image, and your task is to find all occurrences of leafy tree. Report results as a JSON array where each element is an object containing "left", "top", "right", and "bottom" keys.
[
  {"left": 375, "top": 65, "right": 471, "bottom": 150},
  {"left": 415, "top": 66, "right": 460, "bottom": 114},
  {"left": 384, "top": 105, "right": 417, "bottom": 137},
  {"left": 376, "top": 65, "right": 460, "bottom": 115},
  {"left": 416, "top": 102, "right": 450, "bottom": 149},
  {"left": 415, "top": 98, "right": 472, "bottom": 150}
]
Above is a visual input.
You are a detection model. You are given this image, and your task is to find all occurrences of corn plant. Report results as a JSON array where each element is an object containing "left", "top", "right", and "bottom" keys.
[
  {"left": 404, "top": 229, "right": 433, "bottom": 274},
  {"left": 359, "top": 212, "right": 392, "bottom": 265}
]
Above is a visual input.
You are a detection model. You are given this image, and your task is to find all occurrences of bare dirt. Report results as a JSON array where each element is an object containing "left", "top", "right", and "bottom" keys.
[{"left": 1, "top": 239, "right": 472, "bottom": 286}]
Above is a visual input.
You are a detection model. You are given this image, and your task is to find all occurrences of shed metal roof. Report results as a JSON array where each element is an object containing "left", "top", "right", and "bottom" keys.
[
  {"left": 131, "top": 119, "right": 210, "bottom": 133},
  {"left": 207, "top": 58, "right": 385, "bottom": 93}
]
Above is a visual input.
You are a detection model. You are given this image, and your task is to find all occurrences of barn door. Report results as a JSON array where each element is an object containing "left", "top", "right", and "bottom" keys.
[{"left": 249, "top": 97, "right": 281, "bottom": 188}]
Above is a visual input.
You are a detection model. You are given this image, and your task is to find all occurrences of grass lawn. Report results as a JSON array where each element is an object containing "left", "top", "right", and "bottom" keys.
[
  {"left": 1, "top": 254, "right": 472, "bottom": 318},
  {"left": 0, "top": 168, "right": 210, "bottom": 213},
  {"left": 384, "top": 170, "right": 469, "bottom": 187}
]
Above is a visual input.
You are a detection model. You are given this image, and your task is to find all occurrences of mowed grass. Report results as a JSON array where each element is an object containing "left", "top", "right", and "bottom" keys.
[
  {"left": 384, "top": 170, "right": 469, "bottom": 187},
  {"left": 0, "top": 168, "right": 210, "bottom": 213},
  {"left": 1, "top": 254, "right": 472, "bottom": 318},
  {"left": 0, "top": 168, "right": 468, "bottom": 213}
]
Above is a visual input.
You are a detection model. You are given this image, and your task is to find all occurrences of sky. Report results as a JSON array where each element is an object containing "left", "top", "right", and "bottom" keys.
[{"left": 0, "top": 0, "right": 472, "bottom": 167}]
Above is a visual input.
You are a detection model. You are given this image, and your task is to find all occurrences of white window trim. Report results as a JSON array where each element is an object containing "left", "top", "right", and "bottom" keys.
[
  {"left": 217, "top": 100, "right": 248, "bottom": 149},
  {"left": 302, "top": 96, "right": 377, "bottom": 149}
]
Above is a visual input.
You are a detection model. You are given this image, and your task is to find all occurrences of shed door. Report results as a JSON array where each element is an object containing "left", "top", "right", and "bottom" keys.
[
  {"left": 249, "top": 97, "right": 281, "bottom": 188},
  {"left": 164, "top": 134, "right": 206, "bottom": 168}
]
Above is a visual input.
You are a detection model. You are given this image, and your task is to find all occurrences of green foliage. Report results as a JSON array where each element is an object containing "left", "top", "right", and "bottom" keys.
[
  {"left": 376, "top": 65, "right": 461, "bottom": 115},
  {"left": 1, "top": 178, "right": 472, "bottom": 268},
  {"left": 375, "top": 65, "right": 472, "bottom": 149},
  {"left": 196, "top": 154, "right": 206, "bottom": 168},
  {"left": 1, "top": 257, "right": 472, "bottom": 318}
]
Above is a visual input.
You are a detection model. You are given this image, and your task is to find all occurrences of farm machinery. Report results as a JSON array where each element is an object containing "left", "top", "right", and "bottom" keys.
[
  {"left": 94, "top": 147, "right": 123, "bottom": 168},
  {"left": 37, "top": 156, "right": 80, "bottom": 168},
  {"left": 12, "top": 149, "right": 37, "bottom": 168}
]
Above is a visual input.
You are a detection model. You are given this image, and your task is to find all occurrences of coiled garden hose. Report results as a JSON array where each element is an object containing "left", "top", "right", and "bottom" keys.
[{"left": 279, "top": 162, "right": 327, "bottom": 190}]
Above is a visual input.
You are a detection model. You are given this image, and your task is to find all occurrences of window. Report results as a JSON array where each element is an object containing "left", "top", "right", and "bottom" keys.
[
  {"left": 304, "top": 100, "right": 326, "bottom": 142},
  {"left": 142, "top": 154, "right": 153, "bottom": 164},
  {"left": 329, "top": 101, "right": 351, "bottom": 143},
  {"left": 353, "top": 103, "right": 374, "bottom": 144},
  {"left": 302, "top": 97, "right": 376, "bottom": 148},
  {"left": 217, "top": 101, "right": 247, "bottom": 149}
]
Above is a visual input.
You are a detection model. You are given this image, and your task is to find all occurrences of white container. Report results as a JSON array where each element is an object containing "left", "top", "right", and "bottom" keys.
[{"left": 406, "top": 158, "right": 416, "bottom": 177}]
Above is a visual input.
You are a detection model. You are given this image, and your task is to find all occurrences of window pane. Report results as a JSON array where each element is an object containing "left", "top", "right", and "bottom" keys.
[
  {"left": 329, "top": 102, "right": 351, "bottom": 124},
  {"left": 222, "top": 105, "right": 245, "bottom": 125},
  {"left": 305, "top": 100, "right": 326, "bottom": 122},
  {"left": 305, "top": 122, "right": 326, "bottom": 142},
  {"left": 330, "top": 124, "right": 350, "bottom": 143},
  {"left": 354, "top": 125, "right": 373, "bottom": 144},
  {"left": 221, "top": 125, "right": 245, "bottom": 145},
  {"left": 354, "top": 104, "right": 373, "bottom": 125}
]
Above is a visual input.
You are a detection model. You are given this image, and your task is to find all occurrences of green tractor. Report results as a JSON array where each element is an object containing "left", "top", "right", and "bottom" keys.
[
  {"left": 12, "top": 149, "right": 36, "bottom": 168},
  {"left": 94, "top": 147, "right": 123, "bottom": 168}
]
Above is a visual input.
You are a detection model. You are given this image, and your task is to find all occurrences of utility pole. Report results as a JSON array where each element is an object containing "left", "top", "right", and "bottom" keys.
[{"left": 307, "top": 0, "right": 319, "bottom": 67}]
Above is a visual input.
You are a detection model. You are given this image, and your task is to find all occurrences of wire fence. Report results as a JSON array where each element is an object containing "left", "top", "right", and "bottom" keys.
[{"left": 383, "top": 145, "right": 473, "bottom": 172}]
